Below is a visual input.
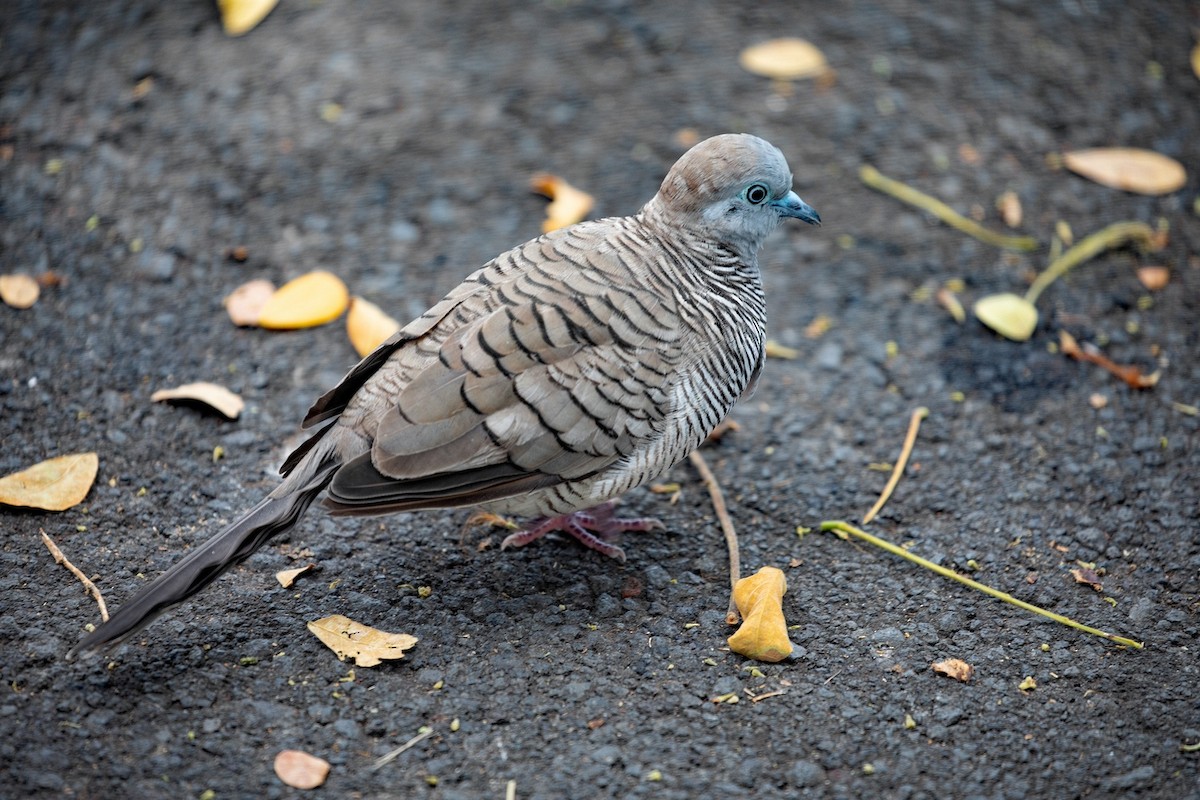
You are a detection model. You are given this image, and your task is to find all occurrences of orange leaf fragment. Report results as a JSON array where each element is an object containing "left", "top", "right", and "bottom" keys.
[
  {"left": 530, "top": 173, "right": 594, "bottom": 233},
  {"left": 1062, "top": 148, "right": 1186, "bottom": 196},
  {"left": 1135, "top": 266, "right": 1169, "bottom": 291},
  {"left": 1059, "top": 330, "right": 1159, "bottom": 389},
  {"left": 307, "top": 614, "right": 418, "bottom": 667},
  {"left": 739, "top": 38, "right": 829, "bottom": 80},
  {"left": 218, "top": 0, "right": 280, "bottom": 37},
  {"left": 276, "top": 564, "right": 316, "bottom": 588},
  {"left": 224, "top": 279, "right": 276, "bottom": 327},
  {"left": 257, "top": 271, "right": 350, "bottom": 330},
  {"left": 346, "top": 297, "right": 402, "bottom": 357},
  {"left": 273, "top": 749, "right": 330, "bottom": 789},
  {"left": 151, "top": 382, "right": 244, "bottom": 419},
  {"left": 0, "top": 273, "right": 40, "bottom": 309},
  {"left": 932, "top": 657, "right": 974, "bottom": 683},
  {"left": 0, "top": 452, "right": 99, "bottom": 511},
  {"left": 727, "top": 566, "right": 794, "bottom": 663}
]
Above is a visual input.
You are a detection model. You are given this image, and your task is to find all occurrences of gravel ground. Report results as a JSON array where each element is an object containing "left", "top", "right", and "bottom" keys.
[{"left": 2, "top": 1, "right": 1199, "bottom": 798}]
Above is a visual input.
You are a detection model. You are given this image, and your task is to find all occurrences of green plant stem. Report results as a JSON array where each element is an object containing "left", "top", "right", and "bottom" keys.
[
  {"left": 1024, "top": 221, "right": 1160, "bottom": 306},
  {"left": 819, "top": 520, "right": 1144, "bottom": 650},
  {"left": 859, "top": 165, "right": 1039, "bottom": 252}
]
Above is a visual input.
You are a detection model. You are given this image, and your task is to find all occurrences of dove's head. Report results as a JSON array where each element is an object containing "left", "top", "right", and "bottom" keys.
[{"left": 645, "top": 133, "right": 819, "bottom": 256}]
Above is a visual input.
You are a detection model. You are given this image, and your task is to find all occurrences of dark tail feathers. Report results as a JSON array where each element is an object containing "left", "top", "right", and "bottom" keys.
[{"left": 67, "top": 465, "right": 336, "bottom": 658}]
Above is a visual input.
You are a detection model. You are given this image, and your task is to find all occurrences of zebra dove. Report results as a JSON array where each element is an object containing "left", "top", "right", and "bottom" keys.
[{"left": 69, "top": 133, "right": 820, "bottom": 656}]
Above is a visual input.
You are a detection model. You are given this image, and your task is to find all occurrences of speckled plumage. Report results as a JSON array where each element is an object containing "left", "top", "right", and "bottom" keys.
[{"left": 70, "top": 133, "right": 820, "bottom": 655}]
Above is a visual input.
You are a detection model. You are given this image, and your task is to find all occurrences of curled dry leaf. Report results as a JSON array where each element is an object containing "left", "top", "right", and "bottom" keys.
[
  {"left": 932, "top": 657, "right": 974, "bottom": 683},
  {"left": 273, "top": 749, "right": 330, "bottom": 790},
  {"left": 0, "top": 273, "right": 40, "bottom": 309},
  {"left": 739, "top": 38, "right": 828, "bottom": 80},
  {"left": 276, "top": 564, "right": 315, "bottom": 588},
  {"left": 219, "top": 0, "right": 280, "bottom": 36},
  {"left": 307, "top": 614, "right": 418, "bottom": 667},
  {"left": 727, "top": 566, "right": 794, "bottom": 663},
  {"left": 0, "top": 452, "right": 99, "bottom": 511},
  {"left": 973, "top": 292, "right": 1038, "bottom": 342},
  {"left": 1062, "top": 148, "right": 1187, "bottom": 196},
  {"left": 347, "top": 296, "right": 402, "bottom": 357},
  {"left": 1070, "top": 566, "right": 1103, "bottom": 592},
  {"left": 258, "top": 271, "right": 350, "bottom": 330},
  {"left": 224, "top": 279, "right": 276, "bottom": 327},
  {"left": 1135, "top": 266, "right": 1169, "bottom": 291},
  {"left": 530, "top": 173, "right": 594, "bottom": 233},
  {"left": 1059, "top": 330, "right": 1159, "bottom": 389},
  {"left": 151, "top": 382, "right": 244, "bottom": 419}
]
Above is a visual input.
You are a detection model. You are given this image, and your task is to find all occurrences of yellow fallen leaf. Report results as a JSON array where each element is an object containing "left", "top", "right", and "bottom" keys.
[
  {"left": 1018, "top": 675, "right": 1037, "bottom": 692},
  {"left": 727, "top": 566, "right": 794, "bottom": 663},
  {"left": 276, "top": 564, "right": 315, "bottom": 588},
  {"left": 931, "top": 657, "right": 974, "bottom": 682},
  {"left": 307, "top": 614, "right": 418, "bottom": 667},
  {"left": 973, "top": 292, "right": 1038, "bottom": 342},
  {"left": 273, "top": 749, "right": 330, "bottom": 790},
  {"left": 739, "top": 38, "right": 828, "bottom": 80},
  {"left": 218, "top": 0, "right": 279, "bottom": 37},
  {"left": 530, "top": 173, "right": 594, "bottom": 233},
  {"left": 346, "top": 296, "right": 402, "bottom": 357},
  {"left": 151, "top": 382, "right": 244, "bottom": 419},
  {"left": 224, "top": 278, "right": 276, "bottom": 327},
  {"left": 1063, "top": 148, "right": 1187, "bottom": 196},
  {"left": 0, "top": 273, "right": 40, "bottom": 309},
  {"left": 257, "top": 271, "right": 350, "bottom": 330},
  {"left": 0, "top": 452, "right": 99, "bottom": 511}
]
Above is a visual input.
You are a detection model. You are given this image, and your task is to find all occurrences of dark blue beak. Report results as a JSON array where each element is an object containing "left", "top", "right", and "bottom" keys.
[{"left": 771, "top": 190, "right": 821, "bottom": 225}]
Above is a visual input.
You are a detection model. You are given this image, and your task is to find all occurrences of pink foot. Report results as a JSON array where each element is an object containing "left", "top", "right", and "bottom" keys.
[{"left": 500, "top": 501, "right": 664, "bottom": 562}]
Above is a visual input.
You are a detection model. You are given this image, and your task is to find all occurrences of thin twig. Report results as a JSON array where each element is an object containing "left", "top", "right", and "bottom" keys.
[
  {"left": 688, "top": 450, "right": 741, "bottom": 624},
  {"left": 371, "top": 728, "right": 434, "bottom": 772},
  {"left": 859, "top": 165, "right": 1039, "bottom": 251},
  {"left": 820, "top": 521, "right": 1143, "bottom": 649},
  {"left": 41, "top": 529, "right": 108, "bottom": 622},
  {"left": 1024, "top": 221, "right": 1163, "bottom": 306},
  {"left": 863, "top": 407, "right": 929, "bottom": 525}
]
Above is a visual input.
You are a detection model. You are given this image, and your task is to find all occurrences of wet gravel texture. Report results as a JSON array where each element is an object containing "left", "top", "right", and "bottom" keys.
[{"left": 2, "top": 1, "right": 1199, "bottom": 798}]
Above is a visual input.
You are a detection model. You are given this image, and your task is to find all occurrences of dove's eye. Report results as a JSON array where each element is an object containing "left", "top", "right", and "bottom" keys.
[{"left": 744, "top": 183, "right": 770, "bottom": 205}]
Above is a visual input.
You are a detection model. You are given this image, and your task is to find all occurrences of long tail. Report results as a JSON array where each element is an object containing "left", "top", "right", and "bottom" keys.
[{"left": 67, "top": 463, "right": 337, "bottom": 658}]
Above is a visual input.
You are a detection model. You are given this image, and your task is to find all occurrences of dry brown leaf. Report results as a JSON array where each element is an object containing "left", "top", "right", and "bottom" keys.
[
  {"left": 273, "top": 749, "right": 330, "bottom": 790},
  {"left": 151, "top": 382, "right": 244, "bottom": 419},
  {"left": 1070, "top": 566, "right": 1103, "bottom": 592},
  {"left": 307, "top": 614, "right": 418, "bottom": 667},
  {"left": 0, "top": 452, "right": 99, "bottom": 511},
  {"left": 1136, "top": 266, "right": 1169, "bottom": 291},
  {"left": 739, "top": 38, "right": 828, "bottom": 80},
  {"left": 1059, "top": 330, "right": 1159, "bottom": 389},
  {"left": 276, "top": 564, "right": 315, "bottom": 588},
  {"left": 932, "top": 657, "right": 974, "bottom": 682},
  {"left": 258, "top": 271, "right": 350, "bottom": 330},
  {"left": 347, "top": 297, "right": 402, "bottom": 357},
  {"left": 530, "top": 173, "right": 594, "bottom": 233},
  {"left": 219, "top": 0, "right": 280, "bottom": 36},
  {"left": 224, "top": 279, "right": 276, "bottom": 327},
  {"left": 996, "top": 191, "right": 1023, "bottom": 228},
  {"left": 1, "top": 273, "right": 40, "bottom": 309},
  {"left": 1063, "top": 148, "right": 1187, "bottom": 196},
  {"left": 727, "top": 566, "right": 794, "bottom": 663}
]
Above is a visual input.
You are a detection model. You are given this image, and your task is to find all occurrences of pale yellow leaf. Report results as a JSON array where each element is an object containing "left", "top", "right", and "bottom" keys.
[
  {"left": 1018, "top": 675, "right": 1038, "bottom": 692},
  {"left": 151, "top": 382, "right": 244, "bottom": 419},
  {"left": 346, "top": 297, "right": 402, "bottom": 357},
  {"left": 307, "top": 614, "right": 418, "bottom": 667},
  {"left": 0, "top": 452, "right": 99, "bottom": 511},
  {"left": 273, "top": 749, "right": 330, "bottom": 789},
  {"left": 219, "top": 0, "right": 279, "bottom": 37},
  {"left": 257, "top": 271, "right": 349, "bottom": 330},
  {"left": 224, "top": 279, "right": 276, "bottom": 327},
  {"left": 1063, "top": 148, "right": 1186, "bottom": 196},
  {"left": 764, "top": 339, "right": 798, "bottom": 359},
  {"left": 739, "top": 38, "right": 828, "bottom": 80},
  {"left": 932, "top": 657, "right": 974, "bottom": 682},
  {"left": 530, "top": 173, "right": 594, "bottom": 233},
  {"left": 0, "top": 273, "right": 39, "bottom": 309},
  {"left": 727, "top": 566, "right": 794, "bottom": 663},
  {"left": 276, "top": 564, "right": 315, "bottom": 588},
  {"left": 973, "top": 292, "right": 1038, "bottom": 342}
]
